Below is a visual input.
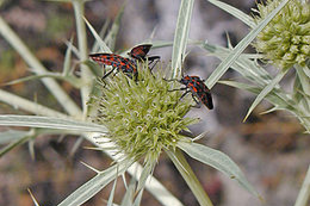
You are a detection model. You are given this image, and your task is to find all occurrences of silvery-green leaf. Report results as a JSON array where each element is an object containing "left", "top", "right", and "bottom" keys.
[
  {"left": 133, "top": 189, "right": 144, "bottom": 206},
  {"left": 205, "top": 0, "right": 291, "bottom": 88},
  {"left": 84, "top": 16, "right": 111, "bottom": 53},
  {"left": 177, "top": 141, "right": 260, "bottom": 198},
  {"left": 0, "top": 133, "right": 33, "bottom": 158},
  {"left": 207, "top": 0, "right": 255, "bottom": 28},
  {"left": 63, "top": 36, "right": 74, "bottom": 76},
  {"left": 104, "top": 2, "right": 126, "bottom": 51},
  {"left": 137, "top": 161, "right": 155, "bottom": 192},
  {"left": 243, "top": 69, "right": 288, "bottom": 122},
  {"left": 27, "top": 189, "right": 40, "bottom": 206},
  {"left": 107, "top": 178, "right": 118, "bottom": 206},
  {"left": 0, "top": 130, "right": 30, "bottom": 144},
  {"left": 0, "top": 115, "right": 107, "bottom": 132},
  {"left": 171, "top": 0, "right": 194, "bottom": 78},
  {"left": 294, "top": 165, "right": 310, "bottom": 206},
  {"left": 58, "top": 160, "right": 132, "bottom": 206},
  {"left": 219, "top": 80, "right": 293, "bottom": 111},
  {"left": 120, "top": 178, "right": 136, "bottom": 206}
]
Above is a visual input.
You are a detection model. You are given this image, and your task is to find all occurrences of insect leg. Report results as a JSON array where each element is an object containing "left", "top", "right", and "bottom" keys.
[
  {"left": 168, "top": 87, "right": 187, "bottom": 92},
  {"left": 102, "top": 65, "right": 106, "bottom": 76},
  {"left": 111, "top": 69, "right": 120, "bottom": 78},
  {"left": 101, "top": 67, "right": 117, "bottom": 81},
  {"left": 179, "top": 90, "right": 191, "bottom": 100},
  {"left": 191, "top": 93, "right": 201, "bottom": 108},
  {"left": 173, "top": 89, "right": 190, "bottom": 108},
  {"left": 148, "top": 56, "right": 161, "bottom": 72}
]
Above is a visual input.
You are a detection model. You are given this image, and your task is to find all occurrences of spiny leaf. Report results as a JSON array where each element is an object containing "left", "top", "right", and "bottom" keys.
[
  {"left": 207, "top": 0, "right": 255, "bottom": 27},
  {"left": 107, "top": 178, "right": 118, "bottom": 206},
  {"left": 104, "top": 1, "right": 126, "bottom": 51},
  {"left": 0, "top": 115, "right": 107, "bottom": 132},
  {"left": 2, "top": 73, "right": 82, "bottom": 88},
  {"left": 205, "top": 0, "right": 292, "bottom": 88},
  {"left": 63, "top": 36, "right": 74, "bottom": 76},
  {"left": 219, "top": 80, "right": 293, "bottom": 111},
  {"left": 0, "top": 130, "right": 30, "bottom": 144},
  {"left": 84, "top": 16, "right": 111, "bottom": 53},
  {"left": 57, "top": 161, "right": 132, "bottom": 206},
  {"left": 243, "top": 69, "right": 288, "bottom": 122},
  {"left": 0, "top": 132, "right": 33, "bottom": 158},
  {"left": 177, "top": 141, "right": 261, "bottom": 199},
  {"left": 171, "top": 0, "right": 194, "bottom": 78},
  {"left": 27, "top": 189, "right": 40, "bottom": 206}
]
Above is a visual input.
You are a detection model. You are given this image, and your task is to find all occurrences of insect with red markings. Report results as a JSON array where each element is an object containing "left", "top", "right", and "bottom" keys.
[
  {"left": 89, "top": 44, "right": 159, "bottom": 81},
  {"left": 128, "top": 44, "right": 160, "bottom": 72},
  {"left": 89, "top": 53, "right": 138, "bottom": 80},
  {"left": 167, "top": 75, "right": 213, "bottom": 110},
  {"left": 128, "top": 44, "right": 160, "bottom": 63}
]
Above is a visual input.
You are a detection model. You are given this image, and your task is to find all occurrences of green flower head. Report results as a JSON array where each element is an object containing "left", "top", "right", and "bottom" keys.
[
  {"left": 90, "top": 63, "right": 198, "bottom": 164},
  {"left": 252, "top": 0, "right": 310, "bottom": 69}
]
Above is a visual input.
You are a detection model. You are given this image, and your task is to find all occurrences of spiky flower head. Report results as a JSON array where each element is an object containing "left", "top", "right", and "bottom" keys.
[
  {"left": 90, "top": 63, "right": 197, "bottom": 164},
  {"left": 252, "top": 0, "right": 310, "bottom": 69}
]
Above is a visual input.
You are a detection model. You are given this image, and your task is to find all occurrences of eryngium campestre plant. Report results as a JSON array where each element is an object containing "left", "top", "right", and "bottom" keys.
[
  {"left": 252, "top": 0, "right": 310, "bottom": 69},
  {"left": 90, "top": 63, "right": 198, "bottom": 164}
]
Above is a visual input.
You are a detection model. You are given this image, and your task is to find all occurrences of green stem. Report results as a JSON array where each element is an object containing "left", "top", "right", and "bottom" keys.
[
  {"left": 295, "top": 65, "right": 310, "bottom": 107},
  {"left": 294, "top": 65, "right": 310, "bottom": 132},
  {"left": 0, "top": 89, "right": 68, "bottom": 118},
  {"left": 84, "top": 133, "right": 185, "bottom": 206},
  {"left": 294, "top": 165, "right": 310, "bottom": 206},
  {"left": 171, "top": 0, "right": 194, "bottom": 79},
  {"left": 166, "top": 148, "right": 214, "bottom": 206},
  {"left": 72, "top": 0, "right": 93, "bottom": 118},
  {"left": 0, "top": 16, "right": 82, "bottom": 117}
]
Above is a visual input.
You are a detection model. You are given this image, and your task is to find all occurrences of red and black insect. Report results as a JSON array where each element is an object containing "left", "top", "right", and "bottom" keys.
[
  {"left": 168, "top": 75, "right": 213, "bottom": 110},
  {"left": 89, "top": 53, "right": 138, "bottom": 80},
  {"left": 89, "top": 44, "right": 159, "bottom": 81},
  {"left": 128, "top": 44, "right": 160, "bottom": 70},
  {"left": 128, "top": 44, "right": 160, "bottom": 61}
]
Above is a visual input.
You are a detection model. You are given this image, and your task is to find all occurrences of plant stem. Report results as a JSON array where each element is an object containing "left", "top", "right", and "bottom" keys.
[
  {"left": 294, "top": 165, "right": 310, "bottom": 206},
  {"left": 0, "top": 16, "right": 82, "bottom": 117},
  {"left": 84, "top": 133, "right": 185, "bottom": 206},
  {"left": 72, "top": 0, "right": 93, "bottom": 118},
  {"left": 295, "top": 65, "right": 310, "bottom": 107},
  {"left": 166, "top": 148, "right": 214, "bottom": 206},
  {"left": 0, "top": 89, "right": 69, "bottom": 118},
  {"left": 171, "top": 0, "right": 194, "bottom": 79}
]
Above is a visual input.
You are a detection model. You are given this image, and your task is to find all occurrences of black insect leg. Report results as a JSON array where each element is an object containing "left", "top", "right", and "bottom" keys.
[
  {"left": 148, "top": 56, "right": 161, "bottom": 72},
  {"left": 111, "top": 70, "right": 120, "bottom": 78},
  {"left": 102, "top": 65, "right": 106, "bottom": 76},
  {"left": 101, "top": 67, "right": 117, "bottom": 81},
  {"left": 168, "top": 87, "right": 187, "bottom": 92},
  {"left": 173, "top": 89, "right": 190, "bottom": 108},
  {"left": 179, "top": 89, "right": 191, "bottom": 100},
  {"left": 191, "top": 94, "right": 201, "bottom": 108}
]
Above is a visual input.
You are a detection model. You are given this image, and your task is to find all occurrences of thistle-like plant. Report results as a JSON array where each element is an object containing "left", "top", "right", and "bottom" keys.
[
  {"left": 252, "top": 0, "right": 310, "bottom": 69},
  {"left": 1, "top": 0, "right": 306, "bottom": 205},
  {"left": 204, "top": 0, "right": 310, "bottom": 206},
  {"left": 90, "top": 65, "right": 195, "bottom": 165}
]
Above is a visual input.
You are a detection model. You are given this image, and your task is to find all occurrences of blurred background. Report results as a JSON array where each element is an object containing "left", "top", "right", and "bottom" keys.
[{"left": 0, "top": 0, "right": 309, "bottom": 205}]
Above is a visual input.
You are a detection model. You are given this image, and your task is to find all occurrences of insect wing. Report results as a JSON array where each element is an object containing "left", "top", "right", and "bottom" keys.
[
  {"left": 185, "top": 76, "right": 214, "bottom": 110},
  {"left": 129, "top": 44, "right": 152, "bottom": 59},
  {"left": 90, "top": 53, "right": 125, "bottom": 66},
  {"left": 198, "top": 85, "right": 213, "bottom": 110},
  {"left": 90, "top": 53, "right": 137, "bottom": 79}
]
